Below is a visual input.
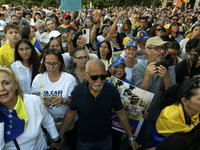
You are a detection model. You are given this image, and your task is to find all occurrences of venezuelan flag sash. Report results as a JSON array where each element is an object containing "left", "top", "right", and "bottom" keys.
[
  {"left": 150, "top": 103, "right": 200, "bottom": 147},
  {"left": 0, "top": 95, "right": 28, "bottom": 143}
]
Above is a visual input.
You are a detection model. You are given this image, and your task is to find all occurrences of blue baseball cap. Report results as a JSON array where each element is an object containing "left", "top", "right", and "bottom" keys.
[
  {"left": 125, "top": 40, "right": 137, "bottom": 49},
  {"left": 137, "top": 30, "right": 149, "bottom": 41},
  {"left": 109, "top": 56, "right": 126, "bottom": 67}
]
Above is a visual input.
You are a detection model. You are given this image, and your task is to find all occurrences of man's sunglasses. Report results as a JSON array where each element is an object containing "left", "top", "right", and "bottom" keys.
[
  {"left": 65, "top": 17, "right": 71, "bottom": 20},
  {"left": 86, "top": 72, "right": 107, "bottom": 80}
]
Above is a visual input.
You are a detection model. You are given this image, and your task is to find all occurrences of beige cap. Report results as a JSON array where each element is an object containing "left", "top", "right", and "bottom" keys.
[{"left": 145, "top": 36, "right": 171, "bottom": 48}]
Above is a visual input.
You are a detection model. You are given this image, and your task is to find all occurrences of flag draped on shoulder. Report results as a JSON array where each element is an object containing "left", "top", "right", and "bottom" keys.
[
  {"left": 150, "top": 102, "right": 200, "bottom": 147},
  {"left": 0, "top": 95, "right": 28, "bottom": 143}
]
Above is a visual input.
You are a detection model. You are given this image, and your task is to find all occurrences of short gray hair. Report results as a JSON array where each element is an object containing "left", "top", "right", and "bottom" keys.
[
  {"left": 85, "top": 58, "right": 105, "bottom": 72},
  {"left": 35, "top": 19, "right": 46, "bottom": 27}
]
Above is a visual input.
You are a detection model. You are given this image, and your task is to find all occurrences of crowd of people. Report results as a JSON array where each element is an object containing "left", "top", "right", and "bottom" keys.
[{"left": 0, "top": 3, "right": 200, "bottom": 150}]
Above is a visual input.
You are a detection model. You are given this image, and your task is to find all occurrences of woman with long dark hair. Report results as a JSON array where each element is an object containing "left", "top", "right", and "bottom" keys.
[
  {"left": 11, "top": 38, "right": 40, "bottom": 94},
  {"left": 150, "top": 78, "right": 200, "bottom": 148},
  {"left": 167, "top": 22, "right": 183, "bottom": 43},
  {"left": 97, "top": 41, "right": 112, "bottom": 70},
  {"left": 22, "top": 26, "right": 41, "bottom": 52}
]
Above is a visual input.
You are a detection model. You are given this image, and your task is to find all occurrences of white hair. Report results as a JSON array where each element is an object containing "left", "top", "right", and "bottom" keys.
[{"left": 35, "top": 19, "right": 46, "bottom": 27}]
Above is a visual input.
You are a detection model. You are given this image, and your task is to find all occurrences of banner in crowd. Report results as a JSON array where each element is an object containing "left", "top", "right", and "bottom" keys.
[
  {"left": 61, "top": 0, "right": 81, "bottom": 12},
  {"left": 108, "top": 77, "right": 154, "bottom": 137}
]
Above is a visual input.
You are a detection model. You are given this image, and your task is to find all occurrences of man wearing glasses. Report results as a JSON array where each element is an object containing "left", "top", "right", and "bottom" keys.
[
  {"left": 58, "top": 12, "right": 77, "bottom": 33},
  {"left": 58, "top": 58, "right": 140, "bottom": 150},
  {"left": 175, "top": 38, "right": 200, "bottom": 84},
  {"left": 131, "top": 36, "right": 176, "bottom": 148}
]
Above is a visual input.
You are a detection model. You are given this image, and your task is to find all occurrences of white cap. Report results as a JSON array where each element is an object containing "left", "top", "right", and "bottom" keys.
[
  {"left": 49, "top": 30, "right": 61, "bottom": 39},
  {"left": 0, "top": 20, "right": 6, "bottom": 31}
]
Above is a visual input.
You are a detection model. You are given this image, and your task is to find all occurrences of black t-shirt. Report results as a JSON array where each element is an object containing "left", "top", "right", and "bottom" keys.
[{"left": 175, "top": 59, "right": 200, "bottom": 84}]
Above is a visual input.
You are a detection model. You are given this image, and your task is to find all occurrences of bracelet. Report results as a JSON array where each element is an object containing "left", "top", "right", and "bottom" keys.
[{"left": 128, "top": 137, "right": 136, "bottom": 141}]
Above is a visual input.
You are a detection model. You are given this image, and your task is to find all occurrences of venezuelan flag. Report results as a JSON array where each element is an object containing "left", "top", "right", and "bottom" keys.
[
  {"left": 0, "top": 95, "right": 28, "bottom": 143},
  {"left": 150, "top": 103, "right": 200, "bottom": 147}
]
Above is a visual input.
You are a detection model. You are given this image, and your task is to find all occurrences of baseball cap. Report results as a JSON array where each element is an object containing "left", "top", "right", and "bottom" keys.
[
  {"left": 172, "top": 22, "right": 181, "bottom": 26},
  {"left": 49, "top": 30, "right": 61, "bottom": 39},
  {"left": 125, "top": 40, "right": 137, "bottom": 49},
  {"left": 62, "top": 12, "right": 71, "bottom": 18},
  {"left": 109, "top": 56, "right": 126, "bottom": 67},
  {"left": 145, "top": 36, "right": 171, "bottom": 48},
  {"left": 0, "top": 20, "right": 6, "bottom": 31},
  {"left": 137, "top": 30, "right": 149, "bottom": 41},
  {"left": 123, "top": 36, "right": 139, "bottom": 46},
  {"left": 35, "top": 12, "right": 41, "bottom": 16}
]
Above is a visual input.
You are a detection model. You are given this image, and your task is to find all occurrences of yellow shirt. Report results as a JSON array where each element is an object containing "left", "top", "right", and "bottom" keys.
[{"left": 0, "top": 42, "right": 14, "bottom": 66}]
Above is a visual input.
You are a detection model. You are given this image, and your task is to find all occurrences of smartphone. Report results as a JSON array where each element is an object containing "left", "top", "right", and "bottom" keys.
[
  {"left": 43, "top": 97, "right": 53, "bottom": 101},
  {"left": 82, "top": 29, "right": 90, "bottom": 44}
]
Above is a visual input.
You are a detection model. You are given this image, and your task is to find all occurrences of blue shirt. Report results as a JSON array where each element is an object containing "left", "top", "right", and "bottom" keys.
[
  {"left": 70, "top": 81, "right": 123, "bottom": 142},
  {"left": 131, "top": 60, "right": 176, "bottom": 121}
]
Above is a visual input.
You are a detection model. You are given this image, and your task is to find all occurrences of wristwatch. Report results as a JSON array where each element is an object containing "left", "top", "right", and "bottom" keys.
[
  {"left": 128, "top": 137, "right": 136, "bottom": 141},
  {"left": 53, "top": 137, "right": 61, "bottom": 143}
]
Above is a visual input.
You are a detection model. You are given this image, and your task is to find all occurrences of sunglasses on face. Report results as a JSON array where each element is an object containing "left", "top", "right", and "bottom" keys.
[
  {"left": 86, "top": 72, "right": 107, "bottom": 81},
  {"left": 173, "top": 19, "right": 178, "bottom": 21},
  {"left": 45, "top": 49, "right": 61, "bottom": 54},
  {"left": 156, "top": 28, "right": 162, "bottom": 31},
  {"left": 65, "top": 17, "right": 71, "bottom": 20}
]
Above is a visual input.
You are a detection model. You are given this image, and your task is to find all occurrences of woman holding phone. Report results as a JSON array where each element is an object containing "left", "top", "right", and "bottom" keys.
[{"left": 32, "top": 49, "right": 77, "bottom": 150}]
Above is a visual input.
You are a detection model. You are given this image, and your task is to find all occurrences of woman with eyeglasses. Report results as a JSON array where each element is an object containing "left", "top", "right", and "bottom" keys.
[
  {"left": 166, "top": 22, "right": 183, "bottom": 43},
  {"left": 32, "top": 49, "right": 77, "bottom": 150},
  {"left": 149, "top": 24, "right": 165, "bottom": 37},
  {"left": 150, "top": 78, "right": 200, "bottom": 148},
  {"left": 0, "top": 67, "right": 59, "bottom": 150},
  {"left": 67, "top": 48, "right": 89, "bottom": 84},
  {"left": 42, "top": 38, "right": 72, "bottom": 72},
  {"left": 11, "top": 39, "right": 40, "bottom": 94}
]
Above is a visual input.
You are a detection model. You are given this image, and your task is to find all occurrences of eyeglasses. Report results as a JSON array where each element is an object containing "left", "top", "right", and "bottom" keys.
[
  {"left": 44, "top": 62, "right": 60, "bottom": 68},
  {"left": 45, "top": 49, "right": 61, "bottom": 54},
  {"left": 148, "top": 46, "right": 168, "bottom": 52},
  {"left": 182, "top": 81, "right": 200, "bottom": 95},
  {"left": 188, "top": 52, "right": 200, "bottom": 57},
  {"left": 86, "top": 72, "right": 107, "bottom": 81},
  {"left": 74, "top": 56, "right": 89, "bottom": 60}
]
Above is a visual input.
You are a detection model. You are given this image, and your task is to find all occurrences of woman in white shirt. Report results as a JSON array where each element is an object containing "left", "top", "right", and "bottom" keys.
[
  {"left": 0, "top": 67, "right": 59, "bottom": 150},
  {"left": 124, "top": 40, "right": 141, "bottom": 84},
  {"left": 11, "top": 39, "right": 40, "bottom": 94},
  {"left": 32, "top": 49, "right": 77, "bottom": 150},
  {"left": 97, "top": 41, "right": 112, "bottom": 70}
]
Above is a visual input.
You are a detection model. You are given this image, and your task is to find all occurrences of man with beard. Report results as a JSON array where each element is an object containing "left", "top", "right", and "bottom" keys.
[
  {"left": 131, "top": 36, "right": 176, "bottom": 148},
  {"left": 58, "top": 58, "right": 140, "bottom": 150},
  {"left": 14, "top": 8, "right": 29, "bottom": 26}
]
